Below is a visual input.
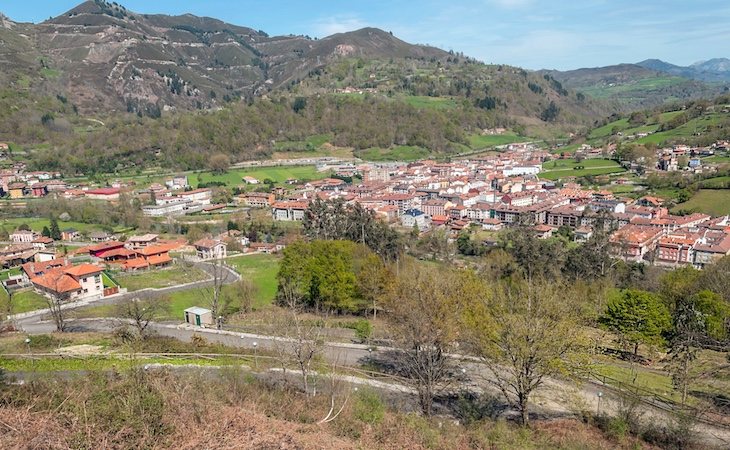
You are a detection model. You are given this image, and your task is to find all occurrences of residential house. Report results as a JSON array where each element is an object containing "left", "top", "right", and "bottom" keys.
[
  {"left": 21, "top": 258, "right": 70, "bottom": 285},
  {"left": 89, "top": 231, "right": 113, "bottom": 243},
  {"left": 31, "top": 236, "right": 54, "bottom": 250},
  {"left": 241, "top": 192, "right": 275, "bottom": 208},
  {"left": 400, "top": 209, "right": 431, "bottom": 230},
  {"left": 30, "top": 263, "right": 105, "bottom": 302},
  {"left": 272, "top": 201, "right": 308, "bottom": 221},
  {"left": 126, "top": 234, "right": 159, "bottom": 249},
  {"left": 10, "top": 230, "right": 35, "bottom": 243},
  {"left": 61, "top": 229, "right": 81, "bottom": 241},
  {"left": 610, "top": 225, "right": 664, "bottom": 262},
  {"left": 0, "top": 243, "right": 37, "bottom": 268},
  {"left": 85, "top": 188, "right": 121, "bottom": 201},
  {"left": 194, "top": 239, "right": 227, "bottom": 260}
]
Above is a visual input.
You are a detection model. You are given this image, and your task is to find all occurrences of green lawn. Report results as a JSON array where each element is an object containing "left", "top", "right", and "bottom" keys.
[
  {"left": 672, "top": 190, "right": 730, "bottom": 216},
  {"left": 0, "top": 288, "right": 48, "bottom": 315},
  {"left": 0, "top": 217, "right": 119, "bottom": 234},
  {"left": 542, "top": 158, "right": 617, "bottom": 170},
  {"left": 699, "top": 176, "right": 730, "bottom": 188},
  {"left": 0, "top": 267, "right": 21, "bottom": 281},
  {"left": 75, "top": 254, "right": 280, "bottom": 321},
  {"left": 225, "top": 254, "right": 280, "bottom": 308},
  {"left": 539, "top": 159, "right": 625, "bottom": 181},
  {"left": 194, "top": 165, "right": 328, "bottom": 187},
  {"left": 402, "top": 95, "right": 460, "bottom": 110},
  {"left": 113, "top": 265, "right": 209, "bottom": 292},
  {"left": 356, "top": 146, "right": 430, "bottom": 162},
  {"left": 468, "top": 133, "right": 529, "bottom": 149}
]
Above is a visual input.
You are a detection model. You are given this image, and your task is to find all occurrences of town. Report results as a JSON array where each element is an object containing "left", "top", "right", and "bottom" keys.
[{"left": 1, "top": 1, "right": 730, "bottom": 448}]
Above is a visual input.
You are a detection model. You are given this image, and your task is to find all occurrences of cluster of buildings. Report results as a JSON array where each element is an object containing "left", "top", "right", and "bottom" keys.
[{"left": 251, "top": 147, "right": 730, "bottom": 269}]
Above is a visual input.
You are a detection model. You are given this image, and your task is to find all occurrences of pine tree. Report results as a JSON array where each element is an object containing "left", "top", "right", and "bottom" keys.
[
  {"left": 41, "top": 226, "right": 51, "bottom": 238},
  {"left": 49, "top": 218, "right": 61, "bottom": 240}
]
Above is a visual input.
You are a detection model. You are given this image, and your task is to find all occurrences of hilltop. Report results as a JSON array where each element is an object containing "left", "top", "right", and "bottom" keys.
[
  {"left": 542, "top": 63, "right": 727, "bottom": 111},
  {"left": 0, "top": 1, "right": 613, "bottom": 173},
  {"left": 2, "top": 1, "right": 448, "bottom": 115}
]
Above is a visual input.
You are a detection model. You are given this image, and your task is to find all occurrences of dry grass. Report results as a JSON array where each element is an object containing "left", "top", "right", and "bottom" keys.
[{"left": 0, "top": 367, "right": 690, "bottom": 450}]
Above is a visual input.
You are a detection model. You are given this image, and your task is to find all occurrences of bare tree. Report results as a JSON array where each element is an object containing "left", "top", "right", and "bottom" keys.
[
  {"left": 116, "top": 295, "right": 170, "bottom": 339},
  {"left": 276, "top": 277, "right": 327, "bottom": 395},
  {"left": 234, "top": 278, "right": 258, "bottom": 314},
  {"left": 383, "top": 261, "right": 472, "bottom": 416},
  {"left": 43, "top": 275, "right": 72, "bottom": 332},
  {"left": 197, "top": 257, "right": 232, "bottom": 323}
]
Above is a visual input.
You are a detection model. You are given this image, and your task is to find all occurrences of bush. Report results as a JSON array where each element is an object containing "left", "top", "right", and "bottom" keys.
[
  {"left": 352, "top": 319, "right": 372, "bottom": 343},
  {"left": 353, "top": 390, "right": 385, "bottom": 425}
]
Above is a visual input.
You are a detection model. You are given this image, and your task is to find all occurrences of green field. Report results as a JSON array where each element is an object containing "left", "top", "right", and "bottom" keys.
[
  {"left": 539, "top": 159, "right": 625, "bottom": 180},
  {"left": 114, "top": 265, "right": 209, "bottom": 292},
  {"left": 0, "top": 217, "right": 120, "bottom": 234},
  {"left": 542, "top": 158, "right": 617, "bottom": 170},
  {"left": 579, "top": 76, "right": 689, "bottom": 100},
  {"left": 357, "top": 146, "right": 430, "bottom": 162},
  {"left": 636, "top": 113, "right": 727, "bottom": 145},
  {"left": 539, "top": 167, "right": 625, "bottom": 181},
  {"left": 402, "top": 95, "right": 460, "bottom": 110},
  {"left": 0, "top": 288, "right": 48, "bottom": 315},
  {"left": 468, "top": 133, "right": 530, "bottom": 149},
  {"left": 673, "top": 189, "right": 730, "bottom": 216},
  {"left": 700, "top": 176, "right": 730, "bottom": 188},
  {"left": 74, "top": 254, "right": 280, "bottom": 321},
  {"left": 195, "top": 165, "right": 328, "bottom": 187}
]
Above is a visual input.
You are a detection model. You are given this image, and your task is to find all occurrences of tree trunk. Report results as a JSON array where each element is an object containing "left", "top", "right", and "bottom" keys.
[
  {"left": 633, "top": 341, "right": 639, "bottom": 356},
  {"left": 519, "top": 394, "right": 530, "bottom": 427}
]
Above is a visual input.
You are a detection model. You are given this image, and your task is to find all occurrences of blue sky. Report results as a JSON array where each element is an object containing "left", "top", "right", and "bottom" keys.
[{"left": 2, "top": 0, "right": 728, "bottom": 70}]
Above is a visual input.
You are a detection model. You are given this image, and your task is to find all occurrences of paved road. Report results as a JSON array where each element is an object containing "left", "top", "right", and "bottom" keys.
[{"left": 9, "top": 262, "right": 730, "bottom": 447}]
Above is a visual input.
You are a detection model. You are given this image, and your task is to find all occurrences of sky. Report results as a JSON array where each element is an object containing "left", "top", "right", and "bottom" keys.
[{"left": 1, "top": 0, "right": 728, "bottom": 70}]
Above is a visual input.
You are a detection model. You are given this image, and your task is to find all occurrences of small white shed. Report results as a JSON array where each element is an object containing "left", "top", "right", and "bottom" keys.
[{"left": 184, "top": 306, "right": 214, "bottom": 327}]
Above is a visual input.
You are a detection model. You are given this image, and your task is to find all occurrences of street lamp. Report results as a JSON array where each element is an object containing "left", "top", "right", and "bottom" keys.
[
  {"left": 217, "top": 315, "right": 223, "bottom": 330},
  {"left": 24, "top": 337, "right": 31, "bottom": 354},
  {"left": 252, "top": 341, "right": 258, "bottom": 369},
  {"left": 597, "top": 391, "right": 603, "bottom": 416}
]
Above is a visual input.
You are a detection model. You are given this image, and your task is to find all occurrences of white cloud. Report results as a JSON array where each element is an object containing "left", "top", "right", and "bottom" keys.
[{"left": 312, "top": 16, "right": 369, "bottom": 37}]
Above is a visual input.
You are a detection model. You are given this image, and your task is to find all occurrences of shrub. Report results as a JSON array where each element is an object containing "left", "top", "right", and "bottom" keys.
[
  {"left": 353, "top": 390, "right": 385, "bottom": 425},
  {"left": 352, "top": 319, "right": 372, "bottom": 343}
]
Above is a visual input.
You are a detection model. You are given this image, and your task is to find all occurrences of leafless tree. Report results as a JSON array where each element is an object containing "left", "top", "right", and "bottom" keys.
[
  {"left": 43, "top": 276, "right": 72, "bottom": 332},
  {"left": 116, "top": 294, "right": 170, "bottom": 339},
  {"left": 196, "top": 257, "right": 232, "bottom": 321},
  {"left": 275, "top": 277, "right": 327, "bottom": 395},
  {"left": 383, "top": 261, "right": 471, "bottom": 415}
]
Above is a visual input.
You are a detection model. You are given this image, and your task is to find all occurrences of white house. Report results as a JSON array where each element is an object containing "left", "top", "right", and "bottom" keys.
[
  {"left": 194, "top": 239, "right": 227, "bottom": 260},
  {"left": 401, "top": 209, "right": 431, "bottom": 230},
  {"left": 30, "top": 263, "right": 105, "bottom": 302},
  {"left": 10, "top": 230, "right": 35, "bottom": 243}
]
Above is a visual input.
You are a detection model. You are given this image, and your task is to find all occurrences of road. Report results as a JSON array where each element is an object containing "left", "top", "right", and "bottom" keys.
[{"left": 9, "top": 263, "right": 730, "bottom": 447}]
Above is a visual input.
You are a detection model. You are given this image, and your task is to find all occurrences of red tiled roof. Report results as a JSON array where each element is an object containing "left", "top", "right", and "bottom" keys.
[
  {"left": 123, "top": 258, "right": 149, "bottom": 270},
  {"left": 147, "top": 253, "right": 172, "bottom": 266},
  {"left": 31, "top": 269, "right": 81, "bottom": 293},
  {"left": 85, "top": 188, "right": 120, "bottom": 195},
  {"left": 63, "top": 264, "right": 103, "bottom": 278},
  {"left": 135, "top": 243, "right": 180, "bottom": 257}
]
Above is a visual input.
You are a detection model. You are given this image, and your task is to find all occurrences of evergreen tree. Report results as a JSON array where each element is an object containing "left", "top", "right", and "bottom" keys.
[
  {"left": 41, "top": 226, "right": 51, "bottom": 238},
  {"left": 49, "top": 218, "right": 62, "bottom": 241}
]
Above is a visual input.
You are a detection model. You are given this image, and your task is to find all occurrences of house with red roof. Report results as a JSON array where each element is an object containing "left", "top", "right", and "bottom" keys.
[
  {"left": 85, "top": 188, "right": 121, "bottom": 201},
  {"left": 30, "top": 263, "right": 105, "bottom": 302}
]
